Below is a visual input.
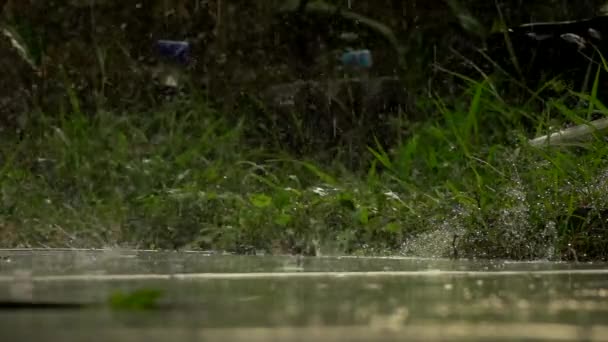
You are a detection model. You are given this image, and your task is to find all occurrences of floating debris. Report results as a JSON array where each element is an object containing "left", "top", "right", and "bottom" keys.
[
  {"left": 155, "top": 40, "right": 191, "bottom": 65},
  {"left": 153, "top": 40, "right": 191, "bottom": 88},
  {"left": 341, "top": 49, "right": 373, "bottom": 68}
]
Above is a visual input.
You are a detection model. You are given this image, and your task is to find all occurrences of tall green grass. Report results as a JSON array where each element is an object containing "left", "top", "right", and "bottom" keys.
[
  {"left": 367, "top": 63, "right": 608, "bottom": 260},
  {"left": 1, "top": 67, "right": 608, "bottom": 260}
]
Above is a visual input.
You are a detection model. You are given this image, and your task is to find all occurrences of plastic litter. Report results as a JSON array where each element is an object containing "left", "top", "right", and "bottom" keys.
[
  {"left": 155, "top": 40, "right": 191, "bottom": 65},
  {"left": 341, "top": 49, "right": 373, "bottom": 68}
]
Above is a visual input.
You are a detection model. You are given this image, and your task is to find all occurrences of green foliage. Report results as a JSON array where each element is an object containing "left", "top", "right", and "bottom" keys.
[
  {"left": 2, "top": 0, "right": 608, "bottom": 260},
  {"left": 365, "top": 68, "right": 608, "bottom": 260},
  {"left": 109, "top": 289, "right": 165, "bottom": 311},
  {"left": 1, "top": 74, "right": 606, "bottom": 260}
]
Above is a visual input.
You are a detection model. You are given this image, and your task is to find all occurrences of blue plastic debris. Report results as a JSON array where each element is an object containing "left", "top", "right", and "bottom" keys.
[
  {"left": 341, "top": 49, "right": 373, "bottom": 68},
  {"left": 155, "top": 40, "right": 191, "bottom": 65}
]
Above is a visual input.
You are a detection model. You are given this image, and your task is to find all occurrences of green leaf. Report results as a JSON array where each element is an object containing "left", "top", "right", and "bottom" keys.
[
  {"left": 338, "top": 195, "right": 356, "bottom": 211},
  {"left": 587, "top": 64, "right": 601, "bottom": 119},
  {"left": 384, "top": 222, "right": 401, "bottom": 234},
  {"left": 357, "top": 207, "right": 369, "bottom": 225},
  {"left": 368, "top": 136, "right": 394, "bottom": 172},
  {"left": 272, "top": 159, "right": 337, "bottom": 185},
  {"left": 467, "top": 80, "right": 484, "bottom": 142},
  {"left": 299, "top": 160, "right": 337, "bottom": 185},
  {"left": 249, "top": 193, "right": 272, "bottom": 208},
  {"left": 108, "top": 289, "right": 164, "bottom": 311},
  {"left": 274, "top": 213, "right": 293, "bottom": 227}
]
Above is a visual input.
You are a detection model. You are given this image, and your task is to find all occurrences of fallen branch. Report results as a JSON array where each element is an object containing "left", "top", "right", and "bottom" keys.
[{"left": 528, "top": 117, "right": 608, "bottom": 147}]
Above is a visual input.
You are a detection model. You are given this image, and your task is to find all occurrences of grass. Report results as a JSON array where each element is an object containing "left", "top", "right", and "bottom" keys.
[
  {"left": 2, "top": 0, "right": 607, "bottom": 264},
  {"left": 1, "top": 65, "right": 608, "bottom": 260}
]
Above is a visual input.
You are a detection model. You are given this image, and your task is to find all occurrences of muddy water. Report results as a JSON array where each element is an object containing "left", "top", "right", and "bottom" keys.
[{"left": 0, "top": 249, "right": 607, "bottom": 341}]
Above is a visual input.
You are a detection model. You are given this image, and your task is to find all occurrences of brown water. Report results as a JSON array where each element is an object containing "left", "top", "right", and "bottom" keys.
[{"left": 0, "top": 249, "right": 607, "bottom": 341}]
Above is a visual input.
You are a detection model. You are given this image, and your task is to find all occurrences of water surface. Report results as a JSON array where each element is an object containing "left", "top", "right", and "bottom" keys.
[{"left": 0, "top": 249, "right": 607, "bottom": 341}]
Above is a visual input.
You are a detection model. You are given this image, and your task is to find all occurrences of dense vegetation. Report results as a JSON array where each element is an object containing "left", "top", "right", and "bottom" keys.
[{"left": 1, "top": 1, "right": 608, "bottom": 260}]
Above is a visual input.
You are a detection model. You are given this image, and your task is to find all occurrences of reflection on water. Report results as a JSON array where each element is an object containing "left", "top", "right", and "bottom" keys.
[{"left": 0, "top": 250, "right": 607, "bottom": 341}]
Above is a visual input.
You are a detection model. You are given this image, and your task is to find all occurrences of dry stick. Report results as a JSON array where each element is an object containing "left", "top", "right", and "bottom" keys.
[{"left": 528, "top": 117, "right": 608, "bottom": 147}]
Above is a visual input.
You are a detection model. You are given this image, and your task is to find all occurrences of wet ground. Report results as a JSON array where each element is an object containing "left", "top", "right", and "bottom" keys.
[{"left": 0, "top": 249, "right": 607, "bottom": 341}]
